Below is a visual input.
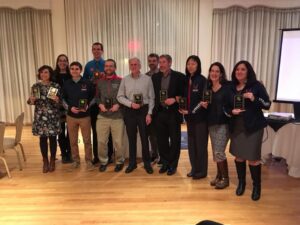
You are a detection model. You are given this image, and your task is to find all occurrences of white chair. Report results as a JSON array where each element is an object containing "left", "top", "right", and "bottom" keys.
[
  {"left": 0, "top": 123, "right": 11, "bottom": 178},
  {"left": 3, "top": 112, "right": 26, "bottom": 170}
]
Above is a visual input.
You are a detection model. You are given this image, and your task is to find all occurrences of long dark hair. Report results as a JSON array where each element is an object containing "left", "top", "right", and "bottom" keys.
[
  {"left": 37, "top": 65, "right": 55, "bottom": 81},
  {"left": 231, "top": 60, "right": 257, "bottom": 87},
  {"left": 54, "top": 54, "right": 70, "bottom": 74},
  {"left": 208, "top": 62, "right": 227, "bottom": 86},
  {"left": 185, "top": 55, "right": 202, "bottom": 76}
]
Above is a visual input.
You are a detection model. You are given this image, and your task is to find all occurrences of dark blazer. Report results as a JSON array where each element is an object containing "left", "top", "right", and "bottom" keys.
[
  {"left": 183, "top": 73, "right": 207, "bottom": 123},
  {"left": 224, "top": 81, "right": 271, "bottom": 133},
  {"left": 152, "top": 70, "right": 185, "bottom": 118}
]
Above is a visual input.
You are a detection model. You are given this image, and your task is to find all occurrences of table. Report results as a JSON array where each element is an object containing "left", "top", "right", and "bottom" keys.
[{"left": 262, "top": 122, "right": 300, "bottom": 178}]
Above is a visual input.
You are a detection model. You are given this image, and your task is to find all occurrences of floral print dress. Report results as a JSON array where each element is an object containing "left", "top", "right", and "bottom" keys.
[{"left": 29, "top": 82, "right": 61, "bottom": 136}]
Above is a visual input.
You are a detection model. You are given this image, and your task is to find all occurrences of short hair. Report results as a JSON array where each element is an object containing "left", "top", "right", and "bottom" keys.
[
  {"left": 70, "top": 61, "right": 83, "bottom": 71},
  {"left": 92, "top": 42, "right": 104, "bottom": 51},
  {"left": 185, "top": 55, "right": 202, "bottom": 75},
  {"left": 159, "top": 54, "right": 172, "bottom": 63},
  {"left": 54, "top": 54, "right": 70, "bottom": 74},
  {"left": 105, "top": 59, "right": 117, "bottom": 68},
  {"left": 208, "top": 62, "right": 227, "bottom": 84},
  {"left": 37, "top": 65, "right": 55, "bottom": 81},
  {"left": 231, "top": 60, "right": 257, "bottom": 86},
  {"left": 129, "top": 57, "right": 141, "bottom": 65},
  {"left": 148, "top": 53, "right": 159, "bottom": 60}
]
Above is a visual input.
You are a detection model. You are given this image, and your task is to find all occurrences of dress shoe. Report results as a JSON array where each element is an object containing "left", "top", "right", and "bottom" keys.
[
  {"left": 167, "top": 167, "right": 177, "bottom": 176},
  {"left": 99, "top": 164, "right": 107, "bottom": 172},
  {"left": 144, "top": 165, "right": 154, "bottom": 174},
  {"left": 114, "top": 164, "right": 124, "bottom": 172},
  {"left": 187, "top": 172, "right": 194, "bottom": 177},
  {"left": 192, "top": 174, "right": 207, "bottom": 180},
  {"left": 125, "top": 165, "right": 137, "bottom": 173},
  {"left": 159, "top": 165, "right": 168, "bottom": 174}
]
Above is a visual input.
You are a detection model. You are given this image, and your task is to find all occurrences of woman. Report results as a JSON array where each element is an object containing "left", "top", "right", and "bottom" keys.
[
  {"left": 204, "top": 62, "right": 230, "bottom": 189},
  {"left": 225, "top": 60, "right": 271, "bottom": 201},
  {"left": 53, "top": 54, "right": 72, "bottom": 163},
  {"left": 28, "top": 65, "right": 61, "bottom": 173},
  {"left": 179, "top": 55, "right": 208, "bottom": 179}
]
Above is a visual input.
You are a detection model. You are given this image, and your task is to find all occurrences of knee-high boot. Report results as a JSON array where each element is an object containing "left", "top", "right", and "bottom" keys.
[
  {"left": 249, "top": 164, "right": 261, "bottom": 201},
  {"left": 215, "top": 159, "right": 229, "bottom": 189},
  {"left": 235, "top": 160, "right": 246, "bottom": 196}
]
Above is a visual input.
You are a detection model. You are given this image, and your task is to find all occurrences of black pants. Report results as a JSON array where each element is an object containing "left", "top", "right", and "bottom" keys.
[
  {"left": 40, "top": 136, "right": 57, "bottom": 158},
  {"left": 186, "top": 120, "right": 208, "bottom": 176},
  {"left": 58, "top": 122, "right": 71, "bottom": 158},
  {"left": 155, "top": 111, "right": 181, "bottom": 169},
  {"left": 147, "top": 121, "right": 158, "bottom": 158},
  {"left": 90, "top": 104, "right": 113, "bottom": 160},
  {"left": 123, "top": 105, "right": 151, "bottom": 166}
]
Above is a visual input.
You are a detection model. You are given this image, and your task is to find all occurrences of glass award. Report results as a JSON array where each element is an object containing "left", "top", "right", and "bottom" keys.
[
  {"left": 78, "top": 99, "right": 88, "bottom": 110},
  {"left": 31, "top": 87, "right": 40, "bottom": 99},
  {"left": 234, "top": 94, "right": 245, "bottom": 110},
  {"left": 160, "top": 90, "right": 168, "bottom": 103},
  {"left": 203, "top": 90, "right": 212, "bottom": 104},
  {"left": 47, "top": 87, "right": 58, "bottom": 99},
  {"left": 104, "top": 97, "right": 113, "bottom": 110},
  {"left": 178, "top": 97, "right": 187, "bottom": 110},
  {"left": 133, "top": 94, "right": 143, "bottom": 105}
]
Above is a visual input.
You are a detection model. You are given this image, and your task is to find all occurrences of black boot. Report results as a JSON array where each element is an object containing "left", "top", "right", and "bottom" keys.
[
  {"left": 43, "top": 157, "right": 49, "bottom": 173},
  {"left": 249, "top": 164, "right": 261, "bottom": 201},
  {"left": 210, "top": 163, "right": 221, "bottom": 186},
  {"left": 235, "top": 160, "right": 246, "bottom": 196},
  {"left": 215, "top": 159, "right": 229, "bottom": 189}
]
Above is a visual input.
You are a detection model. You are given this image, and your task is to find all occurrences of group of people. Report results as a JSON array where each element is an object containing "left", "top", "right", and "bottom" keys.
[{"left": 28, "top": 42, "right": 271, "bottom": 201}]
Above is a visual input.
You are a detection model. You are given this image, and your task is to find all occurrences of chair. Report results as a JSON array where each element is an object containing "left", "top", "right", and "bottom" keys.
[
  {"left": 3, "top": 112, "right": 26, "bottom": 170},
  {"left": 0, "top": 123, "right": 11, "bottom": 178}
]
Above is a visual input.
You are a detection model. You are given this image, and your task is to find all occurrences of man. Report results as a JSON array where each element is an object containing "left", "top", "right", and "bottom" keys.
[
  {"left": 83, "top": 42, "right": 113, "bottom": 165},
  {"left": 117, "top": 57, "right": 154, "bottom": 174},
  {"left": 62, "top": 61, "right": 95, "bottom": 170},
  {"left": 95, "top": 59, "right": 125, "bottom": 172},
  {"left": 145, "top": 53, "right": 159, "bottom": 163},
  {"left": 152, "top": 54, "right": 185, "bottom": 175}
]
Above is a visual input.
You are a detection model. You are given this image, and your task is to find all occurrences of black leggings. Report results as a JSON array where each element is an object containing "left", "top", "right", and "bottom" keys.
[{"left": 39, "top": 136, "right": 57, "bottom": 158}]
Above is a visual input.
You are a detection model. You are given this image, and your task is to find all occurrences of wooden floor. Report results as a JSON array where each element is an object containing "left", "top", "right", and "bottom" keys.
[{"left": 0, "top": 126, "right": 300, "bottom": 225}]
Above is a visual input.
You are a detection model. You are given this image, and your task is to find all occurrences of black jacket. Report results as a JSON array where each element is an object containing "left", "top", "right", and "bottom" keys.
[
  {"left": 183, "top": 73, "right": 207, "bottom": 123},
  {"left": 152, "top": 70, "right": 185, "bottom": 119},
  {"left": 224, "top": 81, "right": 271, "bottom": 133}
]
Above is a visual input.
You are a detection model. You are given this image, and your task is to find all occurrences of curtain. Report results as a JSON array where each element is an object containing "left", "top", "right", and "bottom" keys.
[
  {"left": 0, "top": 8, "right": 54, "bottom": 123},
  {"left": 64, "top": 0, "right": 205, "bottom": 76},
  {"left": 212, "top": 6, "right": 300, "bottom": 112}
]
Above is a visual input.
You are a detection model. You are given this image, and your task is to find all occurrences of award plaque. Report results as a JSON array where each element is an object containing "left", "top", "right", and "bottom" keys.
[
  {"left": 93, "top": 71, "right": 101, "bottom": 79},
  {"left": 78, "top": 99, "right": 88, "bottom": 110},
  {"left": 160, "top": 90, "right": 168, "bottom": 103},
  {"left": 178, "top": 97, "right": 187, "bottom": 110},
  {"left": 47, "top": 87, "right": 58, "bottom": 99},
  {"left": 133, "top": 94, "right": 143, "bottom": 105},
  {"left": 203, "top": 90, "right": 212, "bottom": 104},
  {"left": 31, "top": 87, "right": 40, "bottom": 99},
  {"left": 104, "top": 97, "right": 113, "bottom": 110},
  {"left": 234, "top": 94, "right": 245, "bottom": 110}
]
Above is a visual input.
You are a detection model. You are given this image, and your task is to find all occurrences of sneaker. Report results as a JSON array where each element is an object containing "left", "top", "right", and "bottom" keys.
[
  {"left": 86, "top": 161, "right": 95, "bottom": 171},
  {"left": 72, "top": 161, "right": 80, "bottom": 169}
]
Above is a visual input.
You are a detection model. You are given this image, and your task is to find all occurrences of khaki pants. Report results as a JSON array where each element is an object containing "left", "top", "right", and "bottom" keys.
[
  {"left": 67, "top": 115, "right": 92, "bottom": 163},
  {"left": 96, "top": 115, "right": 125, "bottom": 165}
]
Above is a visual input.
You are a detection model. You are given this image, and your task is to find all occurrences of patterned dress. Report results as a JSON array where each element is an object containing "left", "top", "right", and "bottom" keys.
[{"left": 30, "top": 82, "right": 61, "bottom": 136}]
